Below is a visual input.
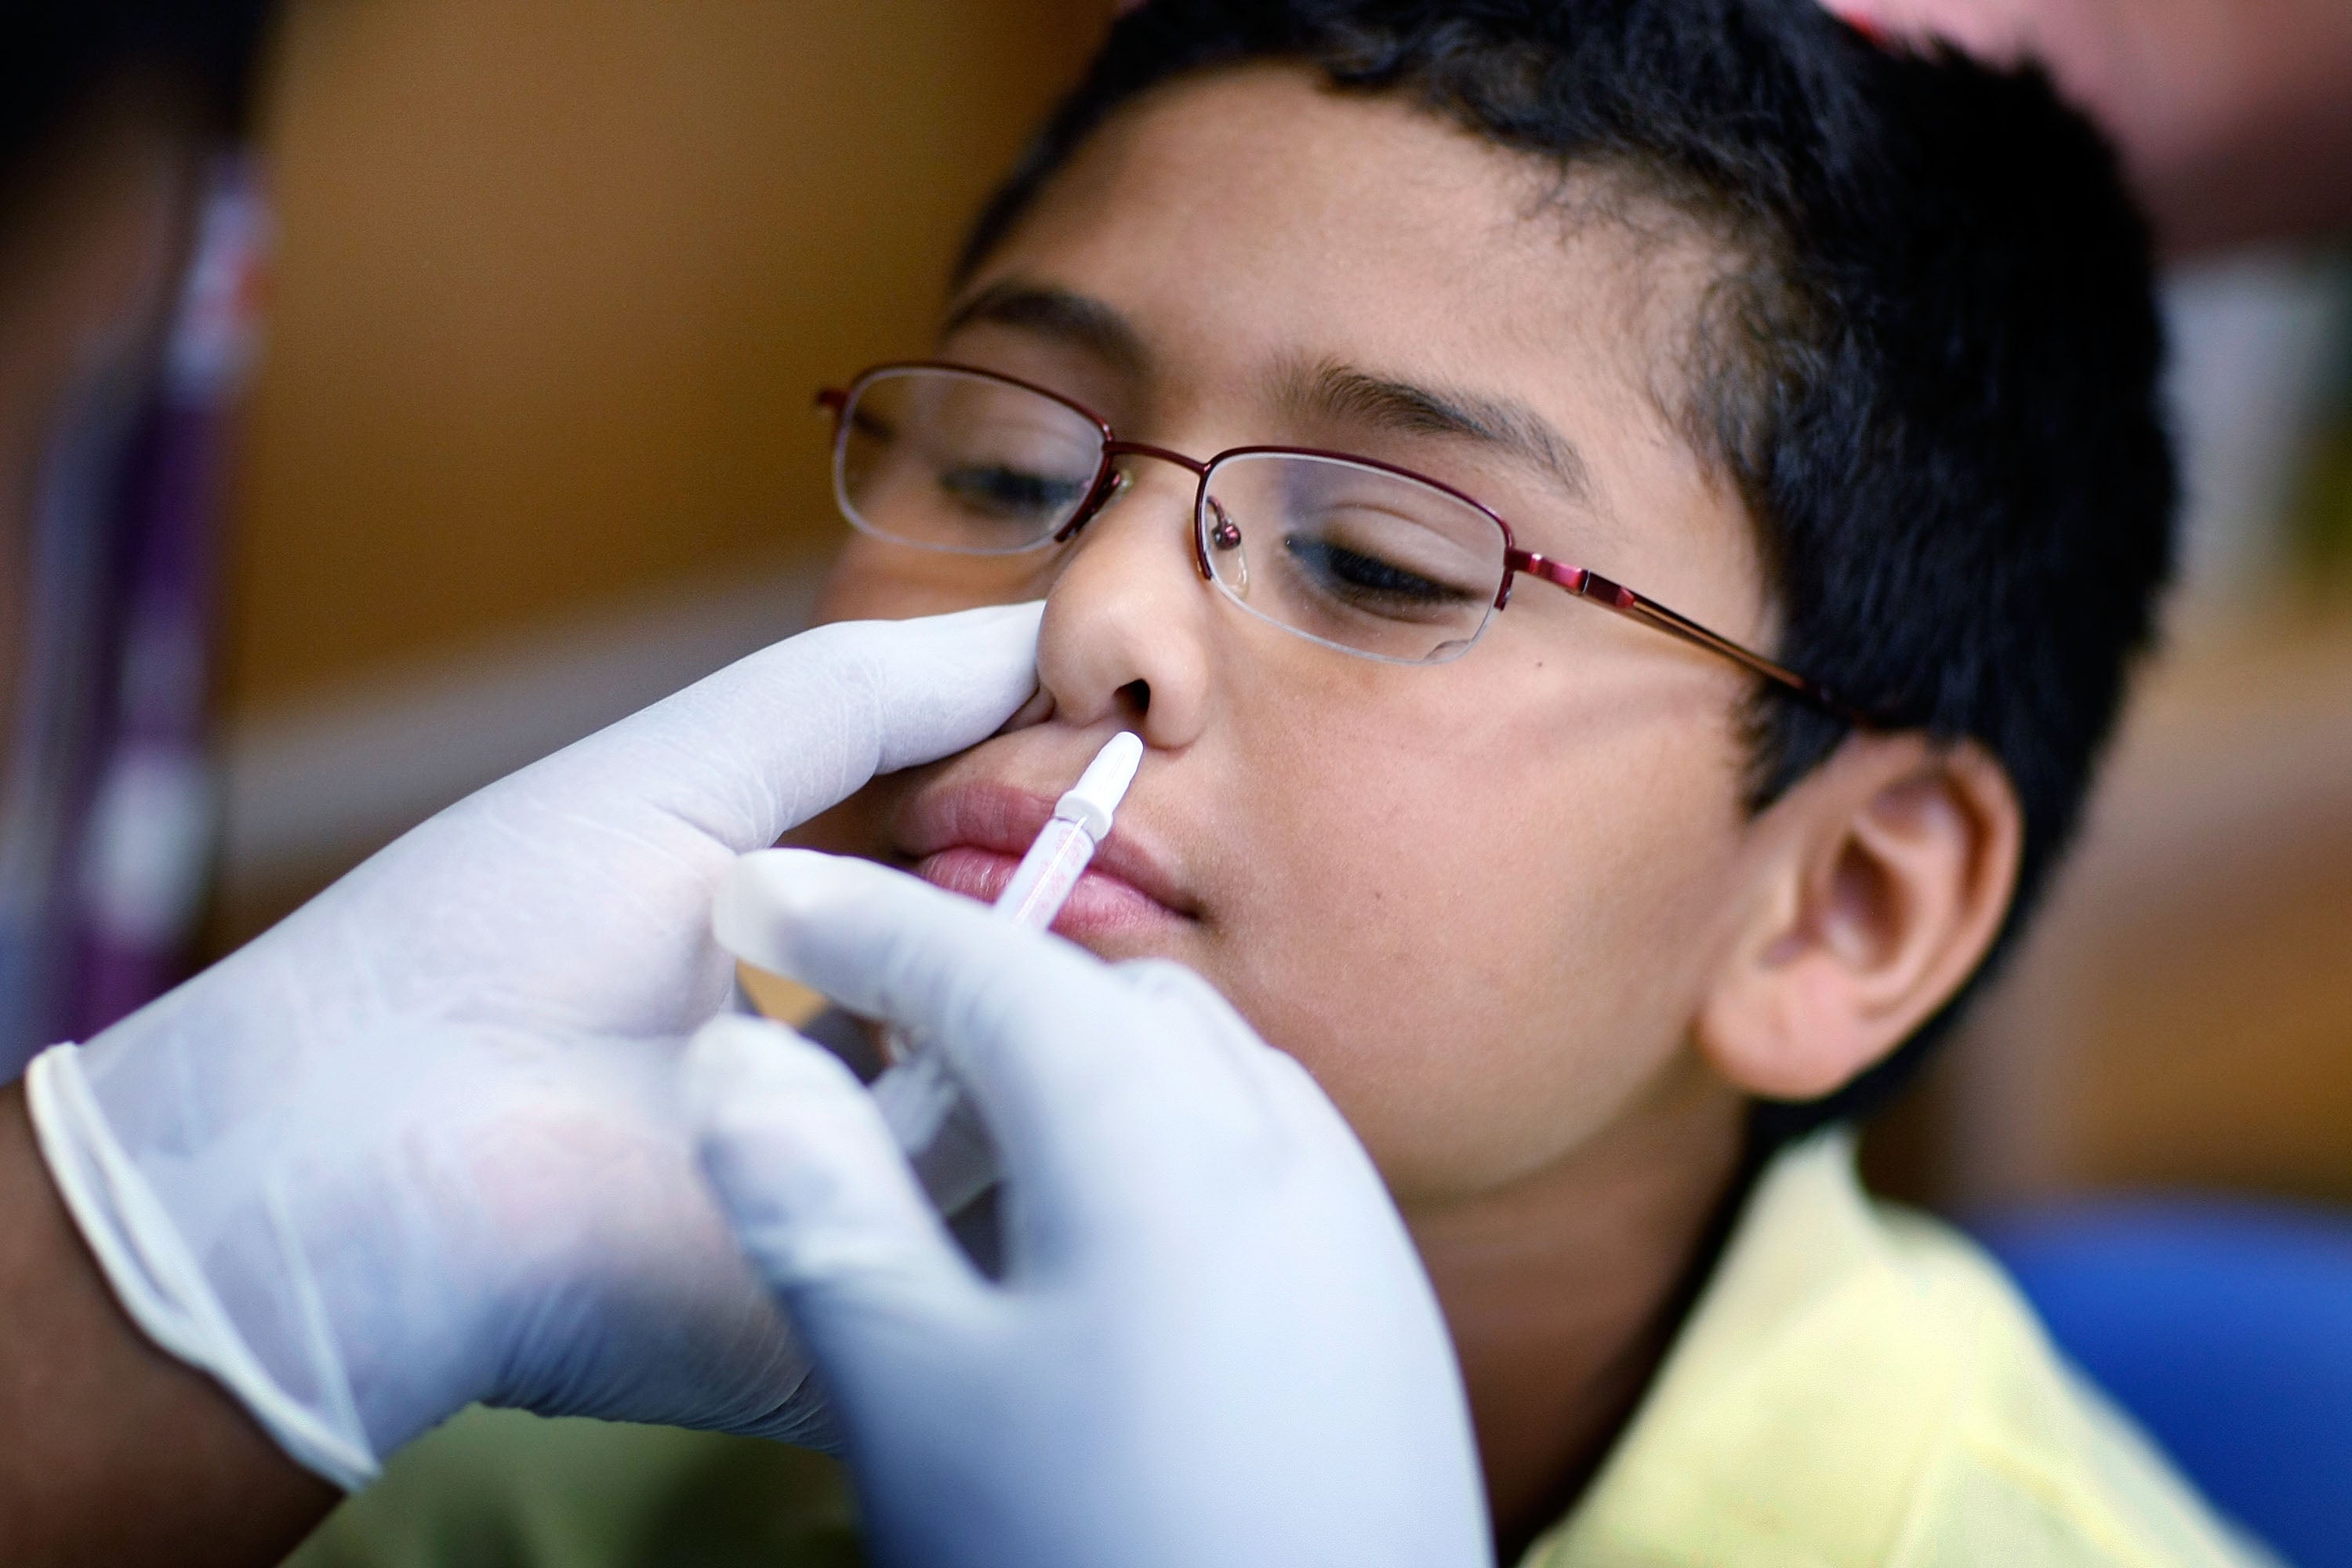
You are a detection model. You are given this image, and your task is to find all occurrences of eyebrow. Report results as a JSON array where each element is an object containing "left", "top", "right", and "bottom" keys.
[
  {"left": 942, "top": 280, "right": 1152, "bottom": 381},
  {"left": 940, "top": 281, "right": 1593, "bottom": 508},
  {"left": 1279, "top": 361, "right": 1595, "bottom": 508}
]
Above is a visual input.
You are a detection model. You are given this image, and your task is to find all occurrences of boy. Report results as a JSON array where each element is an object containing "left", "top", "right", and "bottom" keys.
[{"left": 299, "top": 1, "right": 2251, "bottom": 1562}]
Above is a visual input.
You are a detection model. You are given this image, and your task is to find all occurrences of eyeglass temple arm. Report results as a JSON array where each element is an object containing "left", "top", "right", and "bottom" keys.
[{"left": 1509, "top": 551, "right": 1876, "bottom": 728}]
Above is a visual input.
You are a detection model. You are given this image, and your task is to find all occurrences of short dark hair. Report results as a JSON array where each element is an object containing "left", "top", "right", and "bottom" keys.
[
  {"left": 2, "top": 0, "right": 276, "bottom": 215},
  {"left": 958, "top": 0, "right": 2176, "bottom": 1139}
]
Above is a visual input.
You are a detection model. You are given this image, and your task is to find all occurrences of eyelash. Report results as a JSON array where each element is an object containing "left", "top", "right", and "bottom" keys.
[
  {"left": 1283, "top": 535, "right": 1472, "bottom": 608},
  {"left": 941, "top": 464, "right": 1089, "bottom": 518}
]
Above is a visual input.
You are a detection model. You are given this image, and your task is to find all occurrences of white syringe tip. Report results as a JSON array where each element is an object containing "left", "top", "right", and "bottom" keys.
[{"left": 1053, "top": 731, "right": 1144, "bottom": 840}]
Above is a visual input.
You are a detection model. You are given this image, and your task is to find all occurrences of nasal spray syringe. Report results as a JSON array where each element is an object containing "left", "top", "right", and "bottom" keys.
[
  {"left": 725, "top": 731, "right": 1145, "bottom": 1216},
  {"left": 986, "top": 729, "right": 1146, "bottom": 934},
  {"left": 875, "top": 729, "right": 1143, "bottom": 1212}
]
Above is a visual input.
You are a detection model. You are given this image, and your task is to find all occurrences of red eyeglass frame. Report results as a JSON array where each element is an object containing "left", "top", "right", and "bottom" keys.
[{"left": 820, "top": 360, "right": 1877, "bottom": 728}]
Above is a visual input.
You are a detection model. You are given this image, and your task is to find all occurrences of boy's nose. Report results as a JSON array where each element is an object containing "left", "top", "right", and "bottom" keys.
[{"left": 1035, "top": 457, "right": 1216, "bottom": 751}]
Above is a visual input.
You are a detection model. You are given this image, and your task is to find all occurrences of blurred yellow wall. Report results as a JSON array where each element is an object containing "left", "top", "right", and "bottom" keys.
[{"left": 223, "top": 0, "right": 1103, "bottom": 719}]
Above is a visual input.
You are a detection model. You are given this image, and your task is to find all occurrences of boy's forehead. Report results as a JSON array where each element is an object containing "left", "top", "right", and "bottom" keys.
[
  {"left": 961, "top": 64, "right": 1749, "bottom": 575},
  {"left": 971, "top": 64, "right": 1722, "bottom": 458}
]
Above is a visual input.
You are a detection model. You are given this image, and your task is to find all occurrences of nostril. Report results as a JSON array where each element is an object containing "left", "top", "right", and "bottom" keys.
[{"left": 1116, "top": 678, "right": 1152, "bottom": 720}]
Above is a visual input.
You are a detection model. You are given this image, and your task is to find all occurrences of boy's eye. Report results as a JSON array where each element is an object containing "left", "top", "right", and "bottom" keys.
[
  {"left": 938, "top": 463, "right": 1090, "bottom": 521},
  {"left": 1281, "top": 530, "right": 1482, "bottom": 617}
]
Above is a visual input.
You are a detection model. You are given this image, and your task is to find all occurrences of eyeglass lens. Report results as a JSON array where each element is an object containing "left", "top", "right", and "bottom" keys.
[
  {"left": 837, "top": 366, "right": 1102, "bottom": 557},
  {"left": 837, "top": 366, "right": 1507, "bottom": 663}
]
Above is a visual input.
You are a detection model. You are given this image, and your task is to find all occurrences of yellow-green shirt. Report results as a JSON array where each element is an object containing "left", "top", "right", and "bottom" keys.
[
  {"left": 1521, "top": 1132, "right": 2270, "bottom": 1566},
  {"left": 289, "top": 1133, "right": 2270, "bottom": 1568}
]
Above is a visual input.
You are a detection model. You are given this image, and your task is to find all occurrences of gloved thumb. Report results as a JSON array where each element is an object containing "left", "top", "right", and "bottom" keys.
[{"left": 688, "top": 1014, "right": 985, "bottom": 1363}]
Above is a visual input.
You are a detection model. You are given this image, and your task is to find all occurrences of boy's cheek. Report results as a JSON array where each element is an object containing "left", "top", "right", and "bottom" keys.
[
  {"left": 1213, "top": 895, "right": 1678, "bottom": 1203},
  {"left": 1192, "top": 757, "right": 1739, "bottom": 1202}
]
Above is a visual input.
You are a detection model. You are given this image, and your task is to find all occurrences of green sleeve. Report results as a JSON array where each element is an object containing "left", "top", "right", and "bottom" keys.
[{"left": 284, "top": 1407, "right": 861, "bottom": 1568}]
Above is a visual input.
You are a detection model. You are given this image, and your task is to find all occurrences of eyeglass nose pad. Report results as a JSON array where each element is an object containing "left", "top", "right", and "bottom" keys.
[
  {"left": 1052, "top": 466, "right": 1131, "bottom": 545},
  {"left": 1205, "top": 495, "right": 1247, "bottom": 596}
]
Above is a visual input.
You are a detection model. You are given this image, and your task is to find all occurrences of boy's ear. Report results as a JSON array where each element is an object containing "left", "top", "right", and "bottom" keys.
[{"left": 1695, "top": 732, "right": 2023, "bottom": 1102}]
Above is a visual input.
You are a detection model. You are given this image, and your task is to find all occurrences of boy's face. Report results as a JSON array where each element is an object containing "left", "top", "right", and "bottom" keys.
[{"left": 807, "top": 66, "right": 1776, "bottom": 1207}]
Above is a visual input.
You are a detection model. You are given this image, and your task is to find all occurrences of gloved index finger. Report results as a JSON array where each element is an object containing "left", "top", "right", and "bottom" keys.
[
  {"left": 717, "top": 849, "right": 1214, "bottom": 1209},
  {"left": 495, "top": 601, "right": 1044, "bottom": 855}
]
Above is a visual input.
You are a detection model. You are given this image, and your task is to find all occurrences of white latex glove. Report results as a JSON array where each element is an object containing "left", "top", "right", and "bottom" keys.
[
  {"left": 691, "top": 849, "right": 1493, "bottom": 1568},
  {"left": 24, "top": 604, "right": 1043, "bottom": 1490}
]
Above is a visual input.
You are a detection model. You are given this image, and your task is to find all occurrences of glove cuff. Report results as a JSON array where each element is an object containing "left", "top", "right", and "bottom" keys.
[{"left": 25, "top": 1042, "right": 383, "bottom": 1491}]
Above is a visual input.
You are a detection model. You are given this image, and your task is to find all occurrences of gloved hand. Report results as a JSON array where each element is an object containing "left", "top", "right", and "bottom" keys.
[
  {"left": 691, "top": 849, "right": 1493, "bottom": 1568},
  {"left": 23, "top": 604, "right": 1043, "bottom": 1490}
]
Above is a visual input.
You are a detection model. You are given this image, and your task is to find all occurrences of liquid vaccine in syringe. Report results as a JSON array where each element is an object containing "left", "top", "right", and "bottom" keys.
[
  {"left": 722, "top": 731, "right": 1142, "bottom": 1022},
  {"left": 996, "top": 731, "right": 1143, "bottom": 928},
  {"left": 880, "top": 729, "right": 1143, "bottom": 1064},
  {"left": 718, "top": 732, "right": 1144, "bottom": 1210},
  {"left": 873, "top": 731, "right": 1142, "bottom": 1211}
]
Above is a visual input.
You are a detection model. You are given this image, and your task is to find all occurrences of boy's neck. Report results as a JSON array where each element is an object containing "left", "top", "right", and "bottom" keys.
[{"left": 1408, "top": 1059, "right": 1750, "bottom": 1559}]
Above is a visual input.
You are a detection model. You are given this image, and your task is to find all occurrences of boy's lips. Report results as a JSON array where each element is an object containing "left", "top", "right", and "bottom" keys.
[{"left": 895, "top": 779, "right": 1196, "bottom": 938}]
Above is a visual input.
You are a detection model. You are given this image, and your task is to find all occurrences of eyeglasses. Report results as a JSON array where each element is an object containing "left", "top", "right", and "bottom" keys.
[{"left": 818, "top": 361, "right": 1870, "bottom": 724}]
